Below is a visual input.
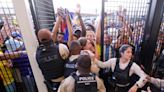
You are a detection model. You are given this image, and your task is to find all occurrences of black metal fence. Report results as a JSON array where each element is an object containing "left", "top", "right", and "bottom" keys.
[
  {"left": 104, "top": 0, "right": 151, "bottom": 64},
  {"left": 29, "top": 0, "right": 55, "bottom": 33},
  {"left": 154, "top": 14, "right": 164, "bottom": 59}
]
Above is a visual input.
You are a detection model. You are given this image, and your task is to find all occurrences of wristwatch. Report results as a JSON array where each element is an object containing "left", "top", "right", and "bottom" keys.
[{"left": 136, "top": 83, "right": 139, "bottom": 88}]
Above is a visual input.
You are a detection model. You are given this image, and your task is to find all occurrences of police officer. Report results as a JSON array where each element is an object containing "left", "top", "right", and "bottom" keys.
[
  {"left": 58, "top": 54, "right": 106, "bottom": 92},
  {"left": 154, "top": 49, "right": 164, "bottom": 78},
  {"left": 64, "top": 41, "right": 81, "bottom": 78},
  {"left": 147, "top": 76, "right": 164, "bottom": 92},
  {"left": 94, "top": 44, "right": 147, "bottom": 92},
  {"left": 36, "top": 29, "right": 69, "bottom": 92},
  {"left": 146, "top": 50, "right": 164, "bottom": 92}
]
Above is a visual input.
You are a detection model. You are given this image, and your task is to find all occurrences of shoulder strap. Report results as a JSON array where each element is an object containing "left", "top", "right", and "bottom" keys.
[
  {"left": 116, "top": 58, "right": 119, "bottom": 65},
  {"left": 72, "top": 58, "right": 78, "bottom": 63},
  {"left": 71, "top": 72, "right": 78, "bottom": 81},
  {"left": 126, "top": 61, "right": 133, "bottom": 77},
  {"left": 66, "top": 58, "right": 78, "bottom": 64},
  {"left": 114, "top": 58, "right": 119, "bottom": 72},
  {"left": 127, "top": 61, "right": 133, "bottom": 70}
]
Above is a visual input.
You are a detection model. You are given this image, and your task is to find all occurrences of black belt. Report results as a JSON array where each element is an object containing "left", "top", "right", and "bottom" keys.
[
  {"left": 116, "top": 83, "right": 130, "bottom": 87},
  {"left": 44, "top": 80, "right": 60, "bottom": 91}
]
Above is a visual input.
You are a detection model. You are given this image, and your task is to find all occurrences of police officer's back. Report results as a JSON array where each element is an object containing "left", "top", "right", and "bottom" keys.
[
  {"left": 64, "top": 41, "right": 81, "bottom": 78},
  {"left": 36, "top": 29, "right": 69, "bottom": 92},
  {"left": 58, "top": 55, "right": 106, "bottom": 92}
]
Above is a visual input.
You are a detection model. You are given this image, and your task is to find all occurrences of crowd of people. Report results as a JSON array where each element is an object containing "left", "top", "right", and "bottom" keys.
[
  {"left": 0, "top": 4, "right": 163, "bottom": 92},
  {"left": 0, "top": 21, "right": 37, "bottom": 92},
  {"left": 35, "top": 5, "right": 164, "bottom": 92}
]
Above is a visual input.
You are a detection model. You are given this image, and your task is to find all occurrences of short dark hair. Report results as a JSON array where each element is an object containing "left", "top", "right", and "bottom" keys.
[
  {"left": 77, "top": 55, "right": 91, "bottom": 72},
  {"left": 119, "top": 44, "right": 132, "bottom": 54},
  {"left": 78, "top": 37, "right": 87, "bottom": 49},
  {"left": 69, "top": 41, "right": 81, "bottom": 54}
]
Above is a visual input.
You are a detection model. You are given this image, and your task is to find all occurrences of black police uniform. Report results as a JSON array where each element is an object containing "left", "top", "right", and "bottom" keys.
[
  {"left": 155, "top": 50, "right": 164, "bottom": 78},
  {"left": 109, "top": 58, "right": 133, "bottom": 92},
  {"left": 64, "top": 59, "right": 78, "bottom": 78},
  {"left": 71, "top": 72, "right": 98, "bottom": 92},
  {"left": 36, "top": 40, "right": 65, "bottom": 92}
]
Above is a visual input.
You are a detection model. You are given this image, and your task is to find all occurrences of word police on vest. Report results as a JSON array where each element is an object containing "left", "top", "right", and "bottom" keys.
[
  {"left": 65, "top": 64, "right": 76, "bottom": 68},
  {"left": 77, "top": 76, "right": 96, "bottom": 85}
]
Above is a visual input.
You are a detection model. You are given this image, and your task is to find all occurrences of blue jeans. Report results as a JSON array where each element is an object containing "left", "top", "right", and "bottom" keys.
[{"left": 5, "top": 82, "right": 16, "bottom": 92}]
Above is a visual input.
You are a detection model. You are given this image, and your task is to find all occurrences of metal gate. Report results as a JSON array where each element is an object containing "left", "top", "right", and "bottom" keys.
[
  {"left": 29, "top": 0, "right": 55, "bottom": 33},
  {"left": 154, "top": 13, "right": 164, "bottom": 60},
  {"left": 0, "top": 0, "right": 37, "bottom": 92},
  {"left": 103, "top": 0, "right": 164, "bottom": 71},
  {"left": 104, "top": 0, "right": 150, "bottom": 64},
  {"left": 0, "top": 0, "right": 161, "bottom": 92}
]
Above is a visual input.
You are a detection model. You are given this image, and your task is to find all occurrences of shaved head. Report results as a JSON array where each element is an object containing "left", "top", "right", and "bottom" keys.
[{"left": 37, "top": 29, "right": 52, "bottom": 42}]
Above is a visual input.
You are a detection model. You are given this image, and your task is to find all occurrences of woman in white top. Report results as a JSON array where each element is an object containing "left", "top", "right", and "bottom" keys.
[{"left": 94, "top": 44, "right": 147, "bottom": 92}]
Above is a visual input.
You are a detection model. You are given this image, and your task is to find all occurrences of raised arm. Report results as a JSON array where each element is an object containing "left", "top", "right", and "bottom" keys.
[
  {"left": 52, "top": 9, "right": 62, "bottom": 43},
  {"left": 65, "top": 13, "right": 73, "bottom": 47},
  {"left": 76, "top": 4, "right": 86, "bottom": 37},
  {"left": 77, "top": 13, "right": 86, "bottom": 37},
  {"left": 95, "top": 18, "right": 101, "bottom": 45}
]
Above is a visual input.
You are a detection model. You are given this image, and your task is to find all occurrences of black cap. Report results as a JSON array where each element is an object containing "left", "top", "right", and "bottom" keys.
[{"left": 73, "top": 30, "right": 81, "bottom": 38}]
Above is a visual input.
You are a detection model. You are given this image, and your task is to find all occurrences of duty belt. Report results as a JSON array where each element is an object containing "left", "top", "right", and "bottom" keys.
[{"left": 116, "top": 83, "right": 130, "bottom": 87}]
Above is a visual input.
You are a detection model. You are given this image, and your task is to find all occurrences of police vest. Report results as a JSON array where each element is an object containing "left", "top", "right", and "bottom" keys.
[
  {"left": 36, "top": 41, "right": 65, "bottom": 80},
  {"left": 111, "top": 58, "right": 133, "bottom": 87},
  {"left": 71, "top": 72, "right": 98, "bottom": 92},
  {"left": 64, "top": 59, "right": 78, "bottom": 78}
]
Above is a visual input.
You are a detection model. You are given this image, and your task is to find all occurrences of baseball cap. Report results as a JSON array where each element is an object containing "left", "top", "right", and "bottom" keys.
[{"left": 73, "top": 25, "right": 82, "bottom": 38}]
